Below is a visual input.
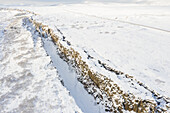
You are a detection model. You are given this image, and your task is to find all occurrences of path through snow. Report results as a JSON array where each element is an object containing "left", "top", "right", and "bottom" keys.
[{"left": 0, "top": 10, "right": 82, "bottom": 113}]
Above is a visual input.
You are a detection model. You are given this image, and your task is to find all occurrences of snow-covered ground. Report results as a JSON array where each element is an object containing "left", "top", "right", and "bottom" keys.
[
  {"left": 24, "top": 3, "right": 170, "bottom": 98},
  {"left": 0, "top": 2, "right": 170, "bottom": 113},
  {"left": 23, "top": 3, "right": 170, "bottom": 111},
  {"left": 0, "top": 9, "right": 82, "bottom": 113}
]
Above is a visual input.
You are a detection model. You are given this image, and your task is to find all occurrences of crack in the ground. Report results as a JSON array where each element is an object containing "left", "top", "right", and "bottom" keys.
[{"left": 24, "top": 16, "right": 170, "bottom": 112}]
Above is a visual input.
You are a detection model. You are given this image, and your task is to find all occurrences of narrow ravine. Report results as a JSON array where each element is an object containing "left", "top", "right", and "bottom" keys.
[
  {"left": 25, "top": 16, "right": 170, "bottom": 112},
  {"left": 6, "top": 8, "right": 169, "bottom": 112},
  {"left": 42, "top": 38, "right": 105, "bottom": 113},
  {"left": 23, "top": 17, "right": 106, "bottom": 113}
]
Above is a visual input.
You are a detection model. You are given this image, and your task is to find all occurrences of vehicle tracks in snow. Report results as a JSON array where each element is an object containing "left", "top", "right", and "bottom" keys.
[{"left": 65, "top": 10, "right": 170, "bottom": 33}]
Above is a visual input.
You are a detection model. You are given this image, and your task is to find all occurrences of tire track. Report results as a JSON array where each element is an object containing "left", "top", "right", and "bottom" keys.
[{"left": 65, "top": 10, "right": 170, "bottom": 33}]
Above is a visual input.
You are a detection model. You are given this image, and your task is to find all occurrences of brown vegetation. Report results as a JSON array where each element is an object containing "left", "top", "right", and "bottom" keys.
[{"left": 27, "top": 18, "right": 168, "bottom": 113}]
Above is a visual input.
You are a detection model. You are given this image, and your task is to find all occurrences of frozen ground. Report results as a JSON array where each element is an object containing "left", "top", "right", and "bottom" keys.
[
  {"left": 0, "top": 9, "right": 82, "bottom": 113},
  {"left": 23, "top": 3, "right": 170, "bottom": 111},
  {"left": 24, "top": 4, "right": 170, "bottom": 99},
  {"left": 0, "top": 2, "right": 170, "bottom": 113}
]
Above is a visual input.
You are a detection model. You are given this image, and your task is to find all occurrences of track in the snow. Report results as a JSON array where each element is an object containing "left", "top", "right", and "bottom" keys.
[{"left": 65, "top": 10, "right": 170, "bottom": 33}]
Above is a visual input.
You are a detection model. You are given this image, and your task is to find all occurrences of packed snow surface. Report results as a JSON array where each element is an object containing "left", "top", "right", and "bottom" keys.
[{"left": 0, "top": 9, "right": 82, "bottom": 113}]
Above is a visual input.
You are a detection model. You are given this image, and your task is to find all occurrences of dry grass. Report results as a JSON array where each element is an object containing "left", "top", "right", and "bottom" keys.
[{"left": 28, "top": 18, "right": 168, "bottom": 113}]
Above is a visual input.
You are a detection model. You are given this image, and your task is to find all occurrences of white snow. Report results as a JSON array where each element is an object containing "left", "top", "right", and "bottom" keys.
[
  {"left": 24, "top": 4, "right": 170, "bottom": 99},
  {"left": 1, "top": 2, "right": 170, "bottom": 112},
  {"left": 0, "top": 10, "right": 82, "bottom": 113},
  {"left": 42, "top": 36, "right": 106, "bottom": 113}
]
